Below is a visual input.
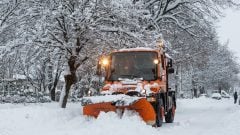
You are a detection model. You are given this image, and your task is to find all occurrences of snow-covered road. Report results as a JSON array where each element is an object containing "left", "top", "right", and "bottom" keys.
[{"left": 0, "top": 97, "right": 239, "bottom": 135}]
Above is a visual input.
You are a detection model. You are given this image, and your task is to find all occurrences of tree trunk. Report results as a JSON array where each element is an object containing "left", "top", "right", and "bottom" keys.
[
  {"left": 50, "top": 88, "right": 56, "bottom": 101},
  {"left": 50, "top": 72, "right": 61, "bottom": 101},
  {"left": 60, "top": 56, "right": 78, "bottom": 108},
  {"left": 61, "top": 74, "right": 76, "bottom": 108},
  {"left": 50, "top": 56, "right": 62, "bottom": 101},
  {"left": 60, "top": 55, "right": 88, "bottom": 108}
]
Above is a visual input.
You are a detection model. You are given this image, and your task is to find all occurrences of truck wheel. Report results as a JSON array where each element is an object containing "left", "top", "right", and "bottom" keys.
[
  {"left": 156, "top": 105, "right": 164, "bottom": 127},
  {"left": 165, "top": 105, "right": 175, "bottom": 123},
  {"left": 155, "top": 93, "right": 164, "bottom": 127}
]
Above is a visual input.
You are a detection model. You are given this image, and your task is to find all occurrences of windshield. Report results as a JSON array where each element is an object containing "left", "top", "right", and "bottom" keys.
[{"left": 106, "top": 51, "right": 158, "bottom": 81}]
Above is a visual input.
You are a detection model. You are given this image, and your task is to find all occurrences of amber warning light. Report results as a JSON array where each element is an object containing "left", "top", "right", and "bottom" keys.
[{"left": 102, "top": 58, "right": 109, "bottom": 66}]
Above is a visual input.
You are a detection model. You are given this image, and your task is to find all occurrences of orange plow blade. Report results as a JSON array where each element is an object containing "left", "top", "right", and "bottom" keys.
[{"left": 83, "top": 98, "right": 156, "bottom": 125}]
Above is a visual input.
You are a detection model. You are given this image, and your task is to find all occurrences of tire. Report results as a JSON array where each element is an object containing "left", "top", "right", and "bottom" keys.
[
  {"left": 165, "top": 105, "right": 175, "bottom": 123},
  {"left": 155, "top": 95, "right": 164, "bottom": 127},
  {"left": 156, "top": 105, "right": 164, "bottom": 127}
]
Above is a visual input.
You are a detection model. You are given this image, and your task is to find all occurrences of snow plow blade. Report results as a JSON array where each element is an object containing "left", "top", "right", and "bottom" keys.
[{"left": 83, "top": 98, "right": 156, "bottom": 125}]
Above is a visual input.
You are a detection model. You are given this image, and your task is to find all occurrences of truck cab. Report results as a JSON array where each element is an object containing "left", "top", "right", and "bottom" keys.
[{"left": 83, "top": 47, "right": 176, "bottom": 127}]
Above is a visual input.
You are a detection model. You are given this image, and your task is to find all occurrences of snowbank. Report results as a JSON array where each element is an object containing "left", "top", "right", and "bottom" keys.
[{"left": 0, "top": 98, "right": 240, "bottom": 135}]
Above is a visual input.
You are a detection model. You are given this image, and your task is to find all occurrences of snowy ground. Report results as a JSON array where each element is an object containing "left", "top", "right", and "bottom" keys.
[{"left": 0, "top": 97, "right": 240, "bottom": 135}]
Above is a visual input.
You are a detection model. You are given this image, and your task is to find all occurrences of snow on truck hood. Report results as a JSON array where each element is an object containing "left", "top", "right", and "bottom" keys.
[
  {"left": 101, "top": 80, "right": 158, "bottom": 95},
  {"left": 118, "top": 78, "right": 142, "bottom": 85}
]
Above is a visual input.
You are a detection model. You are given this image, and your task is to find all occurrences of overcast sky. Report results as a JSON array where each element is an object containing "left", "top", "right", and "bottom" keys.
[{"left": 217, "top": 9, "right": 240, "bottom": 63}]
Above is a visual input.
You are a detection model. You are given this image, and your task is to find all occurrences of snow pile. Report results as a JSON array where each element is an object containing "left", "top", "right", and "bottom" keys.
[
  {"left": 0, "top": 98, "right": 240, "bottom": 135},
  {"left": 0, "top": 103, "right": 154, "bottom": 135},
  {"left": 220, "top": 109, "right": 240, "bottom": 135},
  {"left": 81, "top": 94, "right": 141, "bottom": 106}
]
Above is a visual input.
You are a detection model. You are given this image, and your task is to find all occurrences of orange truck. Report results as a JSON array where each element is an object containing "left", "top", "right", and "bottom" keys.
[{"left": 81, "top": 46, "right": 176, "bottom": 127}]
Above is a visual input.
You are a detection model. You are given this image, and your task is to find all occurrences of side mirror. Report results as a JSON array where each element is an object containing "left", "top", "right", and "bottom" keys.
[{"left": 168, "top": 67, "right": 174, "bottom": 74}]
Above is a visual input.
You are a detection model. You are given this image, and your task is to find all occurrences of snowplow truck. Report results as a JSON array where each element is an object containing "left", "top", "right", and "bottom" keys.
[{"left": 82, "top": 46, "right": 176, "bottom": 127}]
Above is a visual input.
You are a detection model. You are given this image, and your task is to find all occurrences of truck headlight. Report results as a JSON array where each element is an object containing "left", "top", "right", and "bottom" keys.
[
  {"left": 153, "top": 59, "right": 159, "bottom": 64},
  {"left": 102, "top": 58, "right": 109, "bottom": 66}
]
